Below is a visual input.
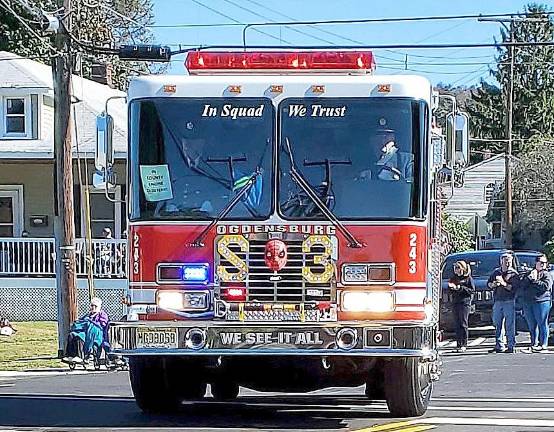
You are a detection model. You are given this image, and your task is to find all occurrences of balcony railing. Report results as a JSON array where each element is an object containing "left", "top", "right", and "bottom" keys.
[{"left": 0, "top": 238, "right": 127, "bottom": 278}]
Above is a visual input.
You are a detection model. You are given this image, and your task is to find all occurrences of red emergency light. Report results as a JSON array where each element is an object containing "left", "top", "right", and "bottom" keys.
[
  {"left": 185, "top": 51, "right": 375, "bottom": 74},
  {"left": 223, "top": 287, "right": 247, "bottom": 302}
]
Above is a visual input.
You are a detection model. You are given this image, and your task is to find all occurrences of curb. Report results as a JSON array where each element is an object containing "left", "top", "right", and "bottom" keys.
[{"left": 0, "top": 369, "right": 92, "bottom": 378}]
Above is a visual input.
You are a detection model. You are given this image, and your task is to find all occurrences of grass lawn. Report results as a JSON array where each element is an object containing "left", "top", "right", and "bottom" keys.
[{"left": 0, "top": 321, "right": 63, "bottom": 371}]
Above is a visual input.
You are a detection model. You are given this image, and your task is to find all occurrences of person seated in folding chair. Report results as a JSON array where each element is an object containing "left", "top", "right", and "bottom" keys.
[{"left": 62, "top": 297, "right": 109, "bottom": 366}]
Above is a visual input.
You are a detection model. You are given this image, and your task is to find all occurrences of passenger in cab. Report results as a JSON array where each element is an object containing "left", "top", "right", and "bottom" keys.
[{"left": 448, "top": 260, "right": 475, "bottom": 352}]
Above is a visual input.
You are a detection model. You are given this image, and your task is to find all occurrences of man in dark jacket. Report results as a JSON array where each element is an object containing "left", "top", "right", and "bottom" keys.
[
  {"left": 487, "top": 252, "right": 519, "bottom": 353},
  {"left": 520, "top": 254, "right": 553, "bottom": 352}
]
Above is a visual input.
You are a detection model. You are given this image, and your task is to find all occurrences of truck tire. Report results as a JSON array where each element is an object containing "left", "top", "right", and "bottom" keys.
[
  {"left": 383, "top": 357, "right": 432, "bottom": 417},
  {"left": 129, "top": 357, "right": 205, "bottom": 413},
  {"left": 365, "top": 367, "right": 385, "bottom": 400},
  {"left": 211, "top": 381, "right": 240, "bottom": 401}
]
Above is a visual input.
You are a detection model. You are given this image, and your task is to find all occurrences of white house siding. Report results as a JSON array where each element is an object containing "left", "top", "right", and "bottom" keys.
[
  {"left": 41, "top": 102, "right": 54, "bottom": 143},
  {"left": 0, "top": 160, "right": 127, "bottom": 237},
  {"left": 445, "top": 155, "right": 506, "bottom": 222}
]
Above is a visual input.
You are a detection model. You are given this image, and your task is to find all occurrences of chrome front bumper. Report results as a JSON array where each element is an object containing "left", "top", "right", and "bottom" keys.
[{"left": 109, "top": 321, "right": 437, "bottom": 359}]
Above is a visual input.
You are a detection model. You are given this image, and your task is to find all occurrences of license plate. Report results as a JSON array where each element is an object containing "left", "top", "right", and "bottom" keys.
[{"left": 136, "top": 328, "right": 178, "bottom": 349}]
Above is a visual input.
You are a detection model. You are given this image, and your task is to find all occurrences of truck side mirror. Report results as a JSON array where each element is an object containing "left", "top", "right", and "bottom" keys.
[
  {"left": 446, "top": 112, "right": 469, "bottom": 167},
  {"left": 96, "top": 112, "right": 114, "bottom": 171}
]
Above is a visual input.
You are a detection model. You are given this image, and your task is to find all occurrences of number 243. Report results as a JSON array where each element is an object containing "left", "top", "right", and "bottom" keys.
[{"left": 408, "top": 233, "right": 417, "bottom": 274}]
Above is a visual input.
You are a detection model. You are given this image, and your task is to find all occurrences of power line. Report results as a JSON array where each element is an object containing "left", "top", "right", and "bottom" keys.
[
  {"left": 81, "top": 0, "right": 151, "bottom": 32},
  {"left": 402, "top": 53, "right": 496, "bottom": 60},
  {"left": 189, "top": 0, "right": 292, "bottom": 45},
  {"left": 243, "top": 0, "right": 364, "bottom": 45},
  {"left": 379, "top": 65, "right": 492, "bottom": 75},
  {"left": 0, "top": 0, "right": 61, "bottom": 55},
  {"left": 142, "top": 10, "right": 554, "bottom": 29},
  {"left": 0, "top": 0, "right": 118, "bottom": 57},
  {"left": 449, "top": 65, "right": 491, "bottom": 86},
  {"left": 219, "top": 0, "right": 335, "bottom": 45},
  {"left": 169, "top": 41, "right": 554, "bottom": 54},
  {"left": 0, "top": 55, "right": 54, "bottom": 62},
  {"left": 239, "top": 0, "right": 404, "bottom": 62},
  {"left": 385, "top": 60, "right": 554, "bottom": 66}
]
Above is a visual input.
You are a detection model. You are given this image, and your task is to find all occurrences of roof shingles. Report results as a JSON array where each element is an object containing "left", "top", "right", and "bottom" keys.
[{"left": 0, "top": 51, "right": 127, "bottom": 158}]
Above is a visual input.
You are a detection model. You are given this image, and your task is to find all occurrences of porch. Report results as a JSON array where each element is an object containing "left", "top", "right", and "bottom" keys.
[
  {"left": 0, "top": 237, "right": 127, "bottom": 278},
  {"left": 0, "top": 238, "right": 127, "bottom": 321}
]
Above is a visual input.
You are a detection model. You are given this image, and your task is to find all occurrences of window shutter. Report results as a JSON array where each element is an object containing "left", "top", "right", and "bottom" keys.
[{"left": 31, "top": 94, "right": 39, "bottom": 139}]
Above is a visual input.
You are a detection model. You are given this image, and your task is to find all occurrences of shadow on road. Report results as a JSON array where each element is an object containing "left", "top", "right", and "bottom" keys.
[{"left": 0, "top": 394, "right": 391, "bottom": 429}]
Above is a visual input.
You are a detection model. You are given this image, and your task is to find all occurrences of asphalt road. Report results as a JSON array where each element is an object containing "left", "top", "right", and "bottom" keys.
[{"left": 1, "top": 335, "right": 554, "bottom": 432}]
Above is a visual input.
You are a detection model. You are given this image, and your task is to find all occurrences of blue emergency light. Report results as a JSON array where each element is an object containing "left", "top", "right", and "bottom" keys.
[{"left": 182, "top": 264, "right": 209, "bottom": 284}]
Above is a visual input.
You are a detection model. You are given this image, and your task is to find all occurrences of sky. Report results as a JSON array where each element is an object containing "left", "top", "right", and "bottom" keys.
[{"left": 150, "top": 0, "right": 551, "bottom": 87}]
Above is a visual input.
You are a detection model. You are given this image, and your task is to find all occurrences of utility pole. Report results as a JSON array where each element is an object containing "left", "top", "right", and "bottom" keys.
[
  {"left": 478, "top": 15, "right": 547, "bottom": 249},
  {"left": 478, "top": 16, "right": 515, "bottom": 249},
  {"left": 53, "top": 0, "right": 77, "bottom": 357},
  {"left": 504, "top": 21, "right": 515, "bottom": 249}
]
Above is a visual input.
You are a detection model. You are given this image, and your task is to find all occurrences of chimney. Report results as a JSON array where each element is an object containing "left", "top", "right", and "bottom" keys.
[{"left": 90, "top": 63, "right": 108, "bottom": 85}]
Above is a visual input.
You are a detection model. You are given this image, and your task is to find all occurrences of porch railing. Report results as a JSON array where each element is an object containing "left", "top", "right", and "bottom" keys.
[{"left": 0, "top": 238, "right": 127, "bottom": 278}]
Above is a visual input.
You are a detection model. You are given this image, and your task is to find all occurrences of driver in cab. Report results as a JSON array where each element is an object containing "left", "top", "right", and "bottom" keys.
[{"left": 358, "top": 119, "right": 414, "bottom": 182}]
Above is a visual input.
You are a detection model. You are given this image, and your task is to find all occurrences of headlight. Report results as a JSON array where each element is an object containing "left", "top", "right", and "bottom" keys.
[
  {"left": 341, "top": 291, "right": 395, "bottom": 312},
  {"left": 157, "top": 291, "right": 184, "bottom": 309},
  {"left": 183, "top": 291, "right": 209, "bottom": 310},
  {"left": 157, "top": 290, "right": 209, "bottom": 311},
  {"left": 342, "top": 263, "right": 394, "bottom": 284},
  {"left": 342, "top": 264, "right": 368, "bottom": 283}
]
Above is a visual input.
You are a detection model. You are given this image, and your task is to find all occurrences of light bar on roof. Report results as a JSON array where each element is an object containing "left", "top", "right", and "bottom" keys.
[{"left": 185, "top": 51, "right": 375, "bottom": 74}]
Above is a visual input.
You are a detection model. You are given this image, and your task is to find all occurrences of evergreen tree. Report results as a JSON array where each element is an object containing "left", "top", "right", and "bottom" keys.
[{"left": 466, "top": 3, "right": 554, "bottom": 155}]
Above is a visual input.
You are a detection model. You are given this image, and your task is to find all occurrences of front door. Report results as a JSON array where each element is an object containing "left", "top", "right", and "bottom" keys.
[{"left": 0, "top": 188, "right": 22, "bottom": 237}]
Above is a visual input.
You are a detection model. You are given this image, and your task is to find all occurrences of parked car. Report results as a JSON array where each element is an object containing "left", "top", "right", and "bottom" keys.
[
  {"left": 514, "top": 250, "right": 542, "bottom": 273},
  {"left": 440, "top": 249, "right": 517, "bottom": 331}
]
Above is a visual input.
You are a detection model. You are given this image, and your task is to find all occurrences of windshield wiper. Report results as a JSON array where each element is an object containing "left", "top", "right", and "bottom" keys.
[
  {"left": 192, "top": 169, "right": 262, "bottom": 247},
  {"left": 283, "top": 137, "right": 364, "bottom": 249}
]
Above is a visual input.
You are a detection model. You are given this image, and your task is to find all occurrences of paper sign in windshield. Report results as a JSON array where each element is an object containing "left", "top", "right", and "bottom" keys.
[{"left": 140, "top": 165, "right": 173, "bottom": 201}]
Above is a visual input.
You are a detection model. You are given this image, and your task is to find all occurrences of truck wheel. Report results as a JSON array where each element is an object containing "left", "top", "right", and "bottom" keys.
[
  {"left": 365, "top": 367, "right": 385, "bottom": 400},
  {"left": 384, "top": 357, "right": 432, "bottom": 417},
  {"left": 129, "top": 357, "right": 205, "bottom": 413},
  {"left": 211, "top": 381, "right": 239, "bottom": 401}
]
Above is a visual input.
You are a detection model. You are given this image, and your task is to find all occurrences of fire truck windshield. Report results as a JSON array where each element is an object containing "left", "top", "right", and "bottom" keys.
[
  {"left": 279, "top": 97, "right": 427, "bottom": 220},
  {"left": 129, "top": 98, "right": 274, "bottom": 221}
]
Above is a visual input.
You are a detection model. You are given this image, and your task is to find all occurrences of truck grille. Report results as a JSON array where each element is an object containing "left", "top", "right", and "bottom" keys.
[{"left": 215, "top": 233, "right": 334, "bottom": 303}]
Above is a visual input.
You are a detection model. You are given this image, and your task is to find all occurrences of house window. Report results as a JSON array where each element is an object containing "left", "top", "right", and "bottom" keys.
[
  {"left": 0, "top": 186, "right": 24, "bottom": 237},
  {"left": 483, "top": 182, "right": 496, "bottom": 204},
  {"left": 81, "top": 187, "right": 122, "bottom": 239},
  {"left": 2, "top": 97, "right": 30, "bottom": 138}
]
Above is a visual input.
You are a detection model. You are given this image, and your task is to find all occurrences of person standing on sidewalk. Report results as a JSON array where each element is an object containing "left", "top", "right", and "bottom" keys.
[
  {"left": 520, "top": 254, "right": 553, "bottom": 352},
  {"left": 448, "top": 260, "right": 475, "bottom": 352},
  {"left": 487, "top": 252, "right": 519, "bottom": 353}
]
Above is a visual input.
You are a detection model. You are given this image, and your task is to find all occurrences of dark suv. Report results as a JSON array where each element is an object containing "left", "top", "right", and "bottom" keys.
[
  {"left": 514, "top": 250, "right": 542, "bottom": 273},
  {"left": 440, "top": 249, "right": 516, "bottom": 331}
]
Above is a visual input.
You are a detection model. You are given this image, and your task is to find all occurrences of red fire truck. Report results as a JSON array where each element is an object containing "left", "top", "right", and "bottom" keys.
[{"left": 99, "top": 50, "right": 443, "bottom": 417}]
